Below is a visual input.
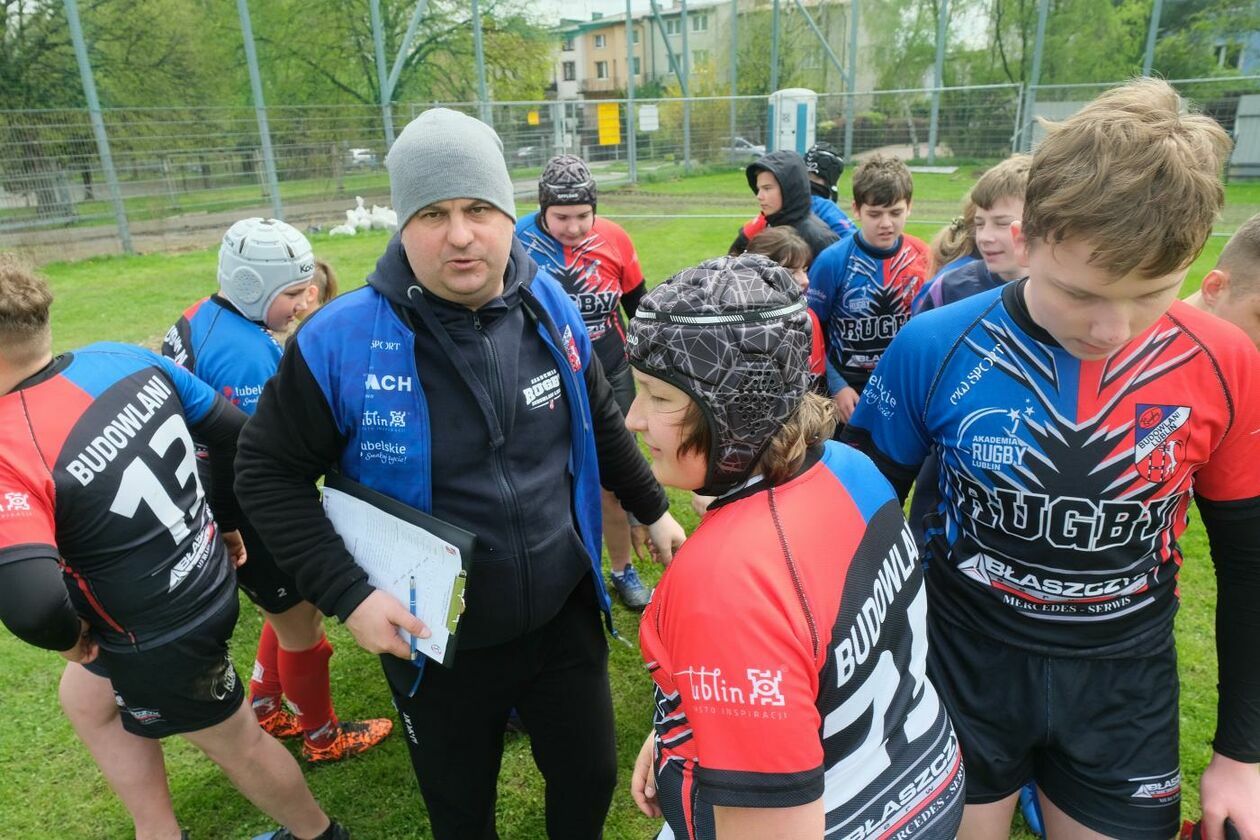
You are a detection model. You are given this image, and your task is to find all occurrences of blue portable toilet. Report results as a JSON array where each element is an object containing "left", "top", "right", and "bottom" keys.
[{"left": 767, "top": 88, "right": 817, "bottom": 155}]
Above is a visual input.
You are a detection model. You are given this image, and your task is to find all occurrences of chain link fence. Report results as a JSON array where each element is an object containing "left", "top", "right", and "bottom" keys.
[{"left": 2, "top": 77, "right": 1257, "bottom": 262}]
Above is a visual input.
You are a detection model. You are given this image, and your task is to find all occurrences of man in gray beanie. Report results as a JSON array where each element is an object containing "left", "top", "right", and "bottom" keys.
[{"left": 235, "top": 108, "right": 685, "bottom": 839}]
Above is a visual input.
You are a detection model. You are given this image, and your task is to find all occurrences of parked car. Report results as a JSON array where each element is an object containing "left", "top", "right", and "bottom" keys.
[
  {"left": 345, "top": 147, "right": 379, "bottom": 169},
  {"left": 719, "top": 136, "right": 767, "bottom": 161},
  {"left": 513, "top": 145, "right": 546, "bottom": 168}
]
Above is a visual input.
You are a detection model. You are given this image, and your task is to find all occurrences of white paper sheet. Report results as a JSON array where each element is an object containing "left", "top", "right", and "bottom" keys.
[{"left": 322, "top": 485, "right": 465, "bottom": 664}]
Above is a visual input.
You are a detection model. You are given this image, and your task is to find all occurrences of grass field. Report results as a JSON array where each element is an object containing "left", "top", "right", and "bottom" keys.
[{"left": 0, "top": 169, "right": 1244, "bottom": 838}]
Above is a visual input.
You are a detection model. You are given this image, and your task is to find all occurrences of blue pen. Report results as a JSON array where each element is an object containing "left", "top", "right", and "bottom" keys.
[{"left": 409, "top": 575, "right": 418, "bottom": 661}]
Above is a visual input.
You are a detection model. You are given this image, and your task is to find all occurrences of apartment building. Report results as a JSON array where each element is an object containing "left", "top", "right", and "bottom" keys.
[{"left": 550, "top": 0, "right": 867, "bottom": 100}]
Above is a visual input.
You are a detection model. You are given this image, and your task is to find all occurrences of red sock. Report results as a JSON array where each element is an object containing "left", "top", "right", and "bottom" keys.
[
  {"left": 278, "top": 635, "right": 339, "bottom": 746},
  {"left": 248, "top": 621, "right": 284, "bottom": 720}
]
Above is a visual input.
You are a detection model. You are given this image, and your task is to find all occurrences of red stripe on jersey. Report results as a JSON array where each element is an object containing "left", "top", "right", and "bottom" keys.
[
  {"left": 181, "top": 296, "right": 210, "bottom": 320},
  {"left": 62, "top": 560, "right": 129, "bottom": 639},
  {"left": 879, "top": 748, "right": 963, "bottom": 840},
  {"left": 680, "top": 761, "right": 697, "bottom": 836}
]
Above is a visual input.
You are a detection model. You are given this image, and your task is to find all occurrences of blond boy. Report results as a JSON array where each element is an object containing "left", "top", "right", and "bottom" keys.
[{"left": 915, "top": 154, "right": 1032, "bottom": 313}]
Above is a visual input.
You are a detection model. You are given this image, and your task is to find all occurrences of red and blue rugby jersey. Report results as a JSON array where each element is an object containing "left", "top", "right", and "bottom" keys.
[
  {"left": 515, "top": 213, "right": 645, "bottom": 374},
  {"left": 847, "top": 281, "right": 1260, "bottom": 656},
  {"left": 0, "top": 343, "right": 236, "bottom": 652},
  {"left": 807, "top": 233, "right": 929, "bottom": 395},
  {"left": 641, "top": 441, "right": 964, "bottom": 840}
]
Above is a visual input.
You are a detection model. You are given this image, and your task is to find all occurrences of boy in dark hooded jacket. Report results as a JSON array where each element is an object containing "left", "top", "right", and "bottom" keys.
[{"left": 729, "top": 150, "right": 839, "bottom": 261}]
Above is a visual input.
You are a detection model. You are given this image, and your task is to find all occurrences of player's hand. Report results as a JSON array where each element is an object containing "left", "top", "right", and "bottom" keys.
[
  {"left": 832, "top": 387, "right": 860, "bottom": 423},
  {"left": 630, "top": 521, "right": 651, "bottom": 565},
  {"left": 690, "top": 493, "right": 715, "bottom": 519},
  {"left": 221, "top": 529, "right": 247, "bottom": 569},
  {"left": 646, "top": 511, "right": 686, "bottom": 566},
  {"left": 1200, "top": 753, "right": 1260, "bottom": 840},
  {"left": 58, "top": 618, "right": 99, "bottom": 666},
  {"left": 630, "top": 732, "right": 661, "bottom": 818},
  {"left": 344, "top": 589, "right": 430, "bottom": 660}
]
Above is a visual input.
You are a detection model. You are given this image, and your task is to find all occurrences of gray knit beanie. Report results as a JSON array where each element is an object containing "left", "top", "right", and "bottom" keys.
[{"left": 386, "top": 108, "right": 517, "bottom": 225}]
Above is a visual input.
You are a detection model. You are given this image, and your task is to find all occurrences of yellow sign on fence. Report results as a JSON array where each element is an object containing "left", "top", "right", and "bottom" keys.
[
  {"left": 597, "top": 103, "right": 621, "bottom": 146},
  {"left": 527, "top": 110, "right": 540, "bottom": 126}
]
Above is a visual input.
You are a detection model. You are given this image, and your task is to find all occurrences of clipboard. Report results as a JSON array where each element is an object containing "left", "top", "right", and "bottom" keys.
[{"left": 321, "top": 472, "right": 474, "bottom": 669}]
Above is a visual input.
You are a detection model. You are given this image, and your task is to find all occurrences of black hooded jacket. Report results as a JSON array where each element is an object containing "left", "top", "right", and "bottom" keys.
[
  {"left": 730, "top": 150, "right": 840, "bottom": 260},
  {"left": 235, "top": 236, "right": 668, "bottom": 653}
]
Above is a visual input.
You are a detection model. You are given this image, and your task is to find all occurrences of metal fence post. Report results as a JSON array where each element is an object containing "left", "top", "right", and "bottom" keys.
[
  {"left": 681, "top": 0, "right": 691, "bottom": 172},
  {"left": 729, "top": 0, "right": 738, "bottom": 150},
  {"left": 626, "top": 0, "right": 637, "bottom": 183},
  {"left": 927, "top": 0, "right": 949, "bottom": 164},
  {"left": 63, "top": 0, "right": 133, "bottom": 254},
  {"left": 770, "top": 0, "right": 780, "bottom": 96},
  {"left": 1011, "top": 83, "right": 1025, "bottom": 152},
  {"left": 793, "top": 0, "right": 848, "bottom": 90},
  {"left": 370, "top": 0, "right": 396, "bottom": 148},
  {"left": 471, "top": 0, "right": 491, "bottom": 126},
  {"left": 844, "top": 0, "right": 858, "bottom": 160},
  {"left": 1142, "top": 0, "right": 1164, "bottom": 76},
  {"left": 236, "top": 0, "right": 283, "bottom": 220},
  {"left": 385, "top": 0, "right": 432, "bottom": 142},
  {"left": 1021, "top": 0, "right": 1050, "bottom": 152}
]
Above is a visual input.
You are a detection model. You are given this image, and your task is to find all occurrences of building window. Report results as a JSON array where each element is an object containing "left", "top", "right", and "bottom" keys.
[
  {"left": 692, "top": 49, "right": 709, "bottom": 66},
  {"left": 1215, "top": 42, "right": 1243, "bottom": 69},
  {"left": 562, "top": 61, "right": 576, "bottom": 81},
  {"left": 633, "top": 29, "right": 641, "bottom": 44},
  {"left": 691, "top": 14, "right": 708, "bottom": 32},
  {"left": 595, "top": 34, "right": 606, "bottom": 48},
  {"left": 665, "top": 18, "right": 681, "bottom": 35},
  {"left": 596, "top": 61, "right": 609, "bottom": 79},
  {"left": 561, "top": 37, "right": 575, "bottom": 51},
  {"left": 632, "top": 56, "right": 641, "bottom": 75}
]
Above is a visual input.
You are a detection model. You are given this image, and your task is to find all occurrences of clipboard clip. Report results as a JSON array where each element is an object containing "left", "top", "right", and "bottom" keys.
[{"left": 446, "top": 570, "right": 468, "bottom": 633}]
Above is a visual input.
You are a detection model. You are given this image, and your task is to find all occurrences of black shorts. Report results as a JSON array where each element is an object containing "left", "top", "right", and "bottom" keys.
[
  {"left": 234, "top": 515, "right": 304, "bottom": 613},
  {"left": 927, "top": 612, "right": 1181, "bottom": 839},
  {"left": 96, "top": 595, "right": 245, "bottom": 739},
  {"left": 607, "top": 362, "right": 636, "bottom": 418}
]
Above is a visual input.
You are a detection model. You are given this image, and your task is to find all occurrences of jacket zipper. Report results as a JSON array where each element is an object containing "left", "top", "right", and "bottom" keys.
[{"left": 473, "top": 311, "right": 533, "bottom": 635}]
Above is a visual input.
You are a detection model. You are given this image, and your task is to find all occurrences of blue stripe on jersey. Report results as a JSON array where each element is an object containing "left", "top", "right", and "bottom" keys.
[
  {"left": 818, "top": 439, "right": 895, "bottom": 523},
  {"left": 62, "top": 343, "right": 219, "bottom": 425}
]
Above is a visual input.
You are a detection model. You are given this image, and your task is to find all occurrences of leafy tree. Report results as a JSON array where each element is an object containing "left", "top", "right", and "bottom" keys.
[{"left": 245, "top": 0, "right": 553, "bottom": 107}]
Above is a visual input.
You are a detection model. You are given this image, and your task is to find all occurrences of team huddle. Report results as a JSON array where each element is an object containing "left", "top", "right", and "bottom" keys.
[{"left": 0, "top": 77, "right": 1257, "bottom": 840}]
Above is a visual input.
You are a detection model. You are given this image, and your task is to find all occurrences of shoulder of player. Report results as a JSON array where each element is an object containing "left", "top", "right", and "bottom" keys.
[
  {"left": 936, "top": 260, "right": 982, "bottom": 291},
  {"left": 180, "top": 296, "right": 211, "bottom": 322},
  {"left": 1165, "top": 299, "right": 1259, "bottom": 364},
  {"left": 813, "top": 235, "right": 856, "bottom": 271},
  {"left": 514, "top": 210, "right": 541, "bottom": 235},
  {"left": 815, "top": 440, "right": 898, "bottom": 514},
  {"left": 72, "top": 341, "right": 161, "bottom": 368},
  {"left": 591, "top": 215, "right": 629, "bottom": 239},
  {"left": 902, "top": 233, "right": 930, "bottom": 258},
  {"left": 668, "top": 499, "right": 798, "bottom": 591}
]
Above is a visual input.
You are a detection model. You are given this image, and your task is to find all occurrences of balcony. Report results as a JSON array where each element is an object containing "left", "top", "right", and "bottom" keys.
[{"left": 580, "top": 78, "right": 621, "bottom": 93}]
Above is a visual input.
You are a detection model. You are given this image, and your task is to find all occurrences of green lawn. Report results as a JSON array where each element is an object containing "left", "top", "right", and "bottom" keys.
[{"left": 0, "top": 168, "right": 1245, "bottom": 838}]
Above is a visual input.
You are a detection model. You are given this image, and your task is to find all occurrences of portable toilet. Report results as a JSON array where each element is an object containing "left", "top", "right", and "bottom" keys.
[{"left": 768, "top": 88, "right": 817, "bottom": 155}]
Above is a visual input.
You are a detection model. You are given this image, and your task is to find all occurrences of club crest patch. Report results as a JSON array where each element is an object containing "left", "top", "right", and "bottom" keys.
[{"left": 1134, "top": 404, "right": 1191, "bottom": 483}]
